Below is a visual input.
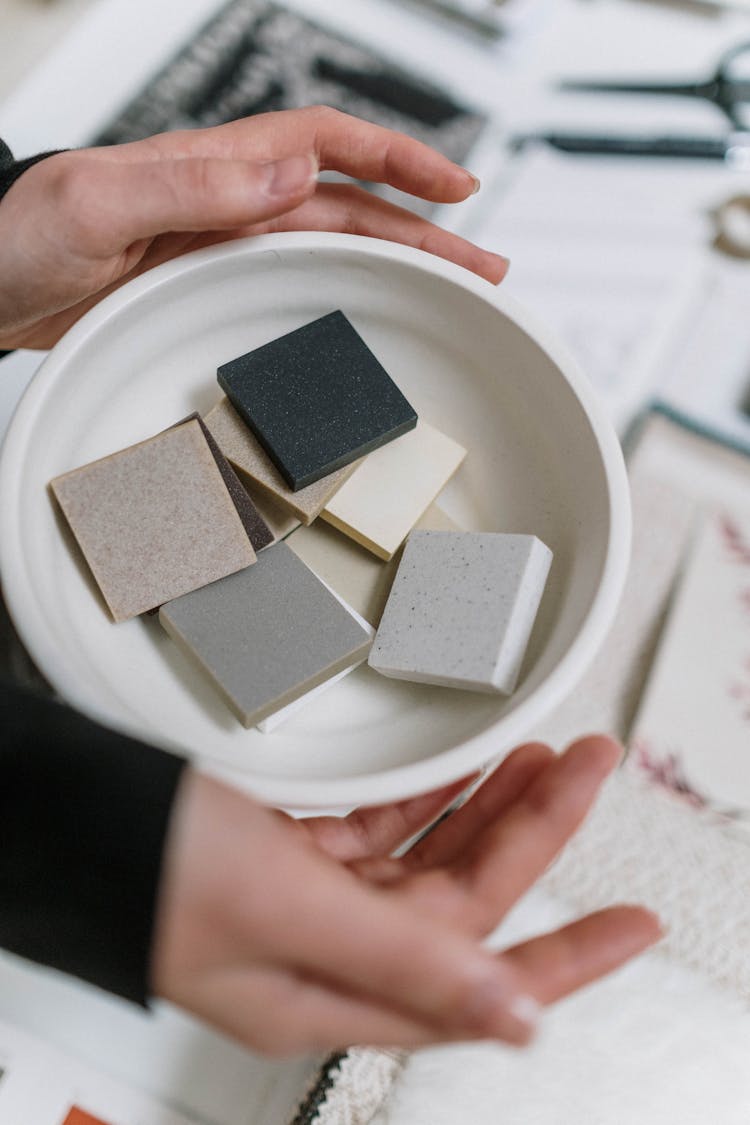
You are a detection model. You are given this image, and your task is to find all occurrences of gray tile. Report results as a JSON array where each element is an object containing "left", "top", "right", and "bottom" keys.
[
  {"left": 159, "top": 542, "right": 372, "bottom": 727},
  {"left": 217, "top": 310, "right": 417, "bottom": 491},
  {"left": 369, "top": 531, "right": 552, "bottom": 694}
]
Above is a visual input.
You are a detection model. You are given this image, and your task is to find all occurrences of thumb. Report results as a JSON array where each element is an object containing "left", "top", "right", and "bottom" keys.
[{"left": 72, "top": 152, "right": 319, "bottom": 252}]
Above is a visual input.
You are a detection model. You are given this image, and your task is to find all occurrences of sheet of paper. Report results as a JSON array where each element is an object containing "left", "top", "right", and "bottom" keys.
[
  {"left": 452, "top": 146, "right": 750, "bottom": 432},
  {"left": 655, "top": 265, "right": 750, "bottom": 455},
  {"left": 629, "top": 505, "right": 750, "bottom": 825},
  {"left": 0, "top": 1019, "right": 202, "bottom": 1124}
]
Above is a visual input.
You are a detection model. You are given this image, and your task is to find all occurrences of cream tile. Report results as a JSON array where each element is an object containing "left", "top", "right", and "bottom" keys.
[{"left": 321, "top": 421, "right": 466, "bottom": 560}]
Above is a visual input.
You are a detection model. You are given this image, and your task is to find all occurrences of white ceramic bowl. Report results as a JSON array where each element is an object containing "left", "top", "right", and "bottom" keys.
[{"left": 0, "top": 232, "right": 629, "bottom": 808}]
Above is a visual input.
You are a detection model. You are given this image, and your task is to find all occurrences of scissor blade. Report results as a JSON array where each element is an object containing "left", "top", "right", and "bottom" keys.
[{"left": 558, "top": 79, "right": 705, "bottom": 98}]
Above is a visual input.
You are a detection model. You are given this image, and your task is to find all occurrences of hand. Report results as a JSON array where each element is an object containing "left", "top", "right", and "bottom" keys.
[
  {"left": 151, "top": 736, "right": 660, "bottom": 1056},
  {"left": 0, "top": 106, "right": 509, "bottom": 350}
]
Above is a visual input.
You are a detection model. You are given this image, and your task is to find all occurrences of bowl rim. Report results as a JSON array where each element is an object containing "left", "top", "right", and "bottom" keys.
[{"left": 0, "top": 231, "right": 630, "bottom": 808}]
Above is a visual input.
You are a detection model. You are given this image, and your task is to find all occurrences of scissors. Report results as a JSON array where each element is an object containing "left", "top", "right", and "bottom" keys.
[{"left": 559, "top": 41, "right": 750, "bottom": 130}]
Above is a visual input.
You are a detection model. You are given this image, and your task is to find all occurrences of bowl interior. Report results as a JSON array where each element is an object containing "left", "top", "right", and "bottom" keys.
[{"left": 0, "top": 235, "right": 624, "bottom": 807}]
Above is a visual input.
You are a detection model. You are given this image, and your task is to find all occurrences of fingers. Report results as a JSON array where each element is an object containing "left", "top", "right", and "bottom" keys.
[
  {"left": 171, "top": 907, "right": 661, "bottom": 1056},
  {"left": 180, "top": 963, "right": 487, "bottom": 1055},
  {"left": 404, "top": 743, "right": 557, "bottom": 871},
  {"left": 261, "top": 182, "right": 509, "bottom": 283},
  {"left": 503, "top": 906, "right": 663, "bottom": 1006},
  {"left": 133, "top": 107, "right": 481, "bottom": 203},
  {"left": 264, "top": 868, "right": 537, "bottom": 1045},
  {"left": 454, "top": 736, "right": 621, "bottom": 922},
  {"left": 392, "top": 736, "right": 622, "bottom": 935},
  {"left": 308, "top": 106, "right": 477, "bottom": 201},
  {"left": 301, "top": 774, "right": 476, "bottom": 861},
  {"left": 50, "top": 151, "right": 318, "bottom": 257}
]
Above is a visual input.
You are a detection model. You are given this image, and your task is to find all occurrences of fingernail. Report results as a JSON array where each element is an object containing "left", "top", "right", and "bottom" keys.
[
  {"left": 468, "top": 172, "right": 481, "bottom": 195},
  {"left": 508, "top": 993, "right": 541, "bottom": 1027},
  {"left": 495, "top": 254, "right": 511, "bottom": 282},
  {"left": 467, "top": 976, "right": 539, "bottom": 1043},
  {"left": 265, "top": 153, "right": 318, "bottom": 197},
  {"left": 576, "top": 734, "right": 625, "bottom": 768}
]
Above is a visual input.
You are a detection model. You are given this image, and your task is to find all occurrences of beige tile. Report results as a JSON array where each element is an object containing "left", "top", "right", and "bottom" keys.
[
  {"left": 250, "top": 489, "right": 301, "bottom": 544},
  {"left": 321, "top": 421, "right": 466, "bottom": 560},
  {"left": 287, "top": 503, "right": 460, "bottom": 626},
  {"left": 204, "top": 398, "right": 359, "bottom": 525},
  {"left": 50, "top": 419, "right": 255, "bottom": 621}
]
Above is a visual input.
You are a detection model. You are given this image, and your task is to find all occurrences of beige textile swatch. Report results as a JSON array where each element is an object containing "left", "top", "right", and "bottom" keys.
[
  {"left": 204, "top": 397, "right": 359, "bottom": 525},
  {"left": 50, "top": 419, "right": 255, "bottom": 621}
]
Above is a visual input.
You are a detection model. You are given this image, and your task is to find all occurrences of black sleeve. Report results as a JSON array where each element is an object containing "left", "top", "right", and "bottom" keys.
[
  {"left": 0, "top": 679, "right": 187, "bottom": 1006},
  {"left": 0, "top": 137, "right": 65, "bottom": 202},
  {"left": 0, "top": 136, "right": 188, "bottom": 1004}
]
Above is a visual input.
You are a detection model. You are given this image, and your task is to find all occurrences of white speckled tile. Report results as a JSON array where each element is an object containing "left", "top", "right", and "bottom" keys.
[
  {"left": 369, "top": 531, "right": 552, "bottom": 694},
  {"left": 320, "top": 421, "right": 466, "bottom": 560}
]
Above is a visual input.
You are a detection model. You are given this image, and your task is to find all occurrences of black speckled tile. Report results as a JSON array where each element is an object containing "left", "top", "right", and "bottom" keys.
[{"left": 217, "top": 310, "right": 417, "bottom": 491}]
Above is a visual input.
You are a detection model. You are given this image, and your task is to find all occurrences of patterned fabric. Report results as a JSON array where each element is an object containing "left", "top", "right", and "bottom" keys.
[
  {"left": 291, "top": 1050, "right": 408, "bottom": 1125},
  {"left": 544, "top": 762, "right": 750, "bottom": 998}
]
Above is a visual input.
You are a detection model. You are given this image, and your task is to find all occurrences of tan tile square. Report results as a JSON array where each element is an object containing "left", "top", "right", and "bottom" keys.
[
  {"left": 204, "top": 398, "right": 358, "bottom": 525},
  {"left": 50, "top": 419, "right": 255, "bottom": 621}
]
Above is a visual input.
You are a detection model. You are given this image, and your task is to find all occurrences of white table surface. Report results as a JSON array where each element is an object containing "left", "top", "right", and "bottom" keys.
[{"left": 2, "top": 0, "right": 750, "bottom": 1120}]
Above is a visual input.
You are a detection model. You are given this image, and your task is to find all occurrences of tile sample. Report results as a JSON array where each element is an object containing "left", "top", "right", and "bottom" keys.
[
  {"left": 287, "top": 503, "right": 460, "bottom": 626},
  {"left": 217, "top": 310, "right": 417, "bottom": 490},
  {"left": 204, "top": 397, "right": 358, "bottom": 525},
  {"left": 159, "top": 541, "right": 372, "bottom": 727},
  {"left": 257, "top": 583, "right": 374, "bottom": 732},
  {"left": 175, "top": 412, "right": 273, "bottom": 551},
  {"left": 50, "top": 420, "right": 256, "bottom": 622},
  {"left": 321, "top": 421, "right": 467, "bottom": 560},
  {"left": 249, "top": 488, "right": 301, "bottom": 544},
  {"left": 369, "top": 531, "right": 552, "bottom": 694}
]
